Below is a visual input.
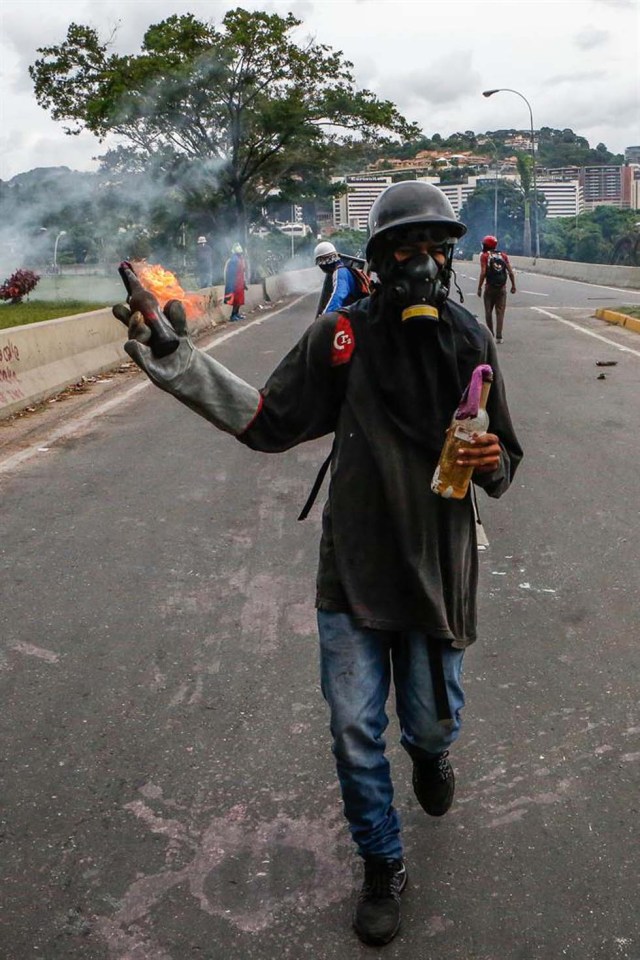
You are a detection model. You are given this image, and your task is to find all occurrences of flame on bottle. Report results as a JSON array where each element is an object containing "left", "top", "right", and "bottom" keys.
[{"left": 130, "top": 261, "right": 206, "bottom": 322}]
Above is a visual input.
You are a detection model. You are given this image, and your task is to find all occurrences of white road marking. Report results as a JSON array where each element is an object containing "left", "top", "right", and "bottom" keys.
[
  {"left": 532, "top": 307, "right": 640, "bottom": 358},
  {"left": 518, "top": 290, "right": 549, "bottom": 296},
  {"left": 465, "top": 268, "right": 640, "bottom": 298},
  {"left": 0, "top": 293, "right": 312, "bottom": 476},
  {"left": 519, "top": 271, "right": 640, "bottom": 298}
]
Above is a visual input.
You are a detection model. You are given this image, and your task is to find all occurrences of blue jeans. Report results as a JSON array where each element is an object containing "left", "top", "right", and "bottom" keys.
[{"left": 318, "top": 610, "right": 465, "bottom": 860}]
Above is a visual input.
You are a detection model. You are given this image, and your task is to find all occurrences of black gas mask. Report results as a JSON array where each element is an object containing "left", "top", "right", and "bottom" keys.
[{"left": 376, "top": 242, "right": 453, "bottom": 322}]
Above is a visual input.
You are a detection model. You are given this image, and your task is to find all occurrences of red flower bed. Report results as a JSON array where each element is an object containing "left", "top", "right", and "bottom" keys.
[{"left": 0, "top": 269, "right": 40, "bottom": 304}]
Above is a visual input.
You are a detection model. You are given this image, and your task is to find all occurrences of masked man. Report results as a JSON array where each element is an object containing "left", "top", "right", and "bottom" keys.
[
  {"left": 115, "top": 181, "right": 522, "bottom": 947},
  {"left": 314, "top": 241, "right": 368, "bottom": 315},
  {"left": 195, "top": 236, "right": 214, "bottom": 289}
]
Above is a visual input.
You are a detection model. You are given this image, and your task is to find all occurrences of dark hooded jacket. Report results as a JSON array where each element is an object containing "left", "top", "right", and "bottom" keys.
[{"left": 240, "top": 293, "right": 522, "bottom": 647}]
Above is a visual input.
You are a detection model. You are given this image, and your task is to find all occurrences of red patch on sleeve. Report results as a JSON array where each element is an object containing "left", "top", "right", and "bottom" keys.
[{"left": 330, "top": 314, "right": 355, "bottom": 367}]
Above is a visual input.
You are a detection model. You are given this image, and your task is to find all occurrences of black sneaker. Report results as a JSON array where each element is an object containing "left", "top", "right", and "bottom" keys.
[
  {"left": 353, "top": 856, "right": 407, "bottom": 946},
  {"left": 412, "top": 750, "right": 455, "bottom": 816}
]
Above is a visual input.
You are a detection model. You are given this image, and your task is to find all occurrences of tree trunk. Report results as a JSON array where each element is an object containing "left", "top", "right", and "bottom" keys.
[{"left": 233, "top": 187, "right": 248, "bottom": 248}]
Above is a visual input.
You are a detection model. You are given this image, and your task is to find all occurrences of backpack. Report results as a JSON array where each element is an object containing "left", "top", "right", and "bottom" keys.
[
  {"left": 349, "top": 265, "right": 371, "bottom": 297},
  {"left": 315, "top": 255, "right": 371, "bottom": 316},
  {"left": 485, "top": 251, "right": 508, "bottom": 287}
]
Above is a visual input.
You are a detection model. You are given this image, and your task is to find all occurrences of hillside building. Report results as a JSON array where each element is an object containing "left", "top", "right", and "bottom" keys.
[
  {"left": 330, "top": 163, "right": 638, "bottom": 233},
  {"left": 535, "top": 177, "right": 583, "bottom": 217},
  {"left": 331, "top": 175, "right": 392, "bottom": 230}
]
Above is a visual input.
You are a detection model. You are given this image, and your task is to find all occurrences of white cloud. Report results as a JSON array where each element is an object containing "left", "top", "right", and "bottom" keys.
[
  {"left": 545, "top": 70, "right": 608, "bottom": 86},
  {"left": 378, "top": 54, "right": 482, "bottom": 108},
  {"left": 573, "top": 27, "right": 610, "bottom": 50},
  {"left": 0, "top": 0, "right": 638, "bottom": 179}
]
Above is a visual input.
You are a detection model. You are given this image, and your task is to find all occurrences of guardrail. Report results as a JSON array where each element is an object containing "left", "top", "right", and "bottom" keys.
[
  {"left": 0, "top": 268, "right": 319, "bottom": 420},
  {"left": 473, "top": 254, "right": 640, "bottom": 289}
]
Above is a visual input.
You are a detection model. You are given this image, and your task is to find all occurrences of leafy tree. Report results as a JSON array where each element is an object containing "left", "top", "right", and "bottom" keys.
[
  {"left": 540, "top": 233, "right": 567, "bottom": 260},
  {"left": 539, "top": 217, "right": 569, "bottom": 260},
  {"left": 539, "top": 207, "right": 639, "bottom": 265},
  {"left": 459, "top": 180, "right": 530, "bottom": 256},
  {"left": 30, "top": 9, "right": 418, "bottom": 238},
  {"left": 590, "top": 205, "right": 638, "bottom": 243},
  {"left": 516, "top": 153, "right": 533, "bottom": 256},
  {"left": 439, "top": 167, "right": 474, "bottom": 185},
  {"left": 573, "top": 223, "right": 609, "bottom": 263},
  {"left": 325, "top": 228, "right": 367, "bottom": 259}
]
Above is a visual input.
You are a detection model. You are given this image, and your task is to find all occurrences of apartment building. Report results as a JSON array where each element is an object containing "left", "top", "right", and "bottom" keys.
[
  {"left": 330, "top": 164, "right": 638, "bottom": 232},
  {"left": 536, "top": 177, "right": 583, "bottom": 217},
  {"left": 331, "top": 175, "right": 392, "bottom": 229},
  {"left": 631, "top": 167, "right": 640, "bottom": 210},
  {"left": 434, "top": 179, "right": 476, "bottom": 215},
  {"left": 581, "top": 165, "right": 623, "bottom": 208}
]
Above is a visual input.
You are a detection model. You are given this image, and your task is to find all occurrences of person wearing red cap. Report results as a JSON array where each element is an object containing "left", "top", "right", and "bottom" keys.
[{"left": 476, "top": 235, "right": 516, "bottom": 343}]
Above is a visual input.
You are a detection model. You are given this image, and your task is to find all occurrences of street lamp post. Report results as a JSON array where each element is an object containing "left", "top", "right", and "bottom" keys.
[
  {"left": 482, "top": 88, "right": 540, "bottom": 259},
  {"left": 290, "top": 204, "right": 295, "bottom": 259},
  {"left": 53, "top": 230, "right": 67, "bottom": 271}
]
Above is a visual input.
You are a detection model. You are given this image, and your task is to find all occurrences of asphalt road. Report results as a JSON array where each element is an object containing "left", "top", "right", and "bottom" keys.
[{"left": 1, "top": 268, "right": 640, "bottom": 960}]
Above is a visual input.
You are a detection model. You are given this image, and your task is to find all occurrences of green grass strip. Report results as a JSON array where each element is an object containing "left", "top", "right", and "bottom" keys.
[
  {"left": 0, "top": 300, "right": 109, "bottom": 330},
  {"left": 613, "top": 305, "right": 640, "bottom": 319}
]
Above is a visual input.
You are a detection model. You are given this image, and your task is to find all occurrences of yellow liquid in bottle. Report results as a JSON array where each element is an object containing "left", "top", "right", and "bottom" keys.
[
  {"left": 431, "top": 381, "right": 491, "bottom": 499},
  {"left": 431, "top": 430, "right": 477, "bottom": 499}
]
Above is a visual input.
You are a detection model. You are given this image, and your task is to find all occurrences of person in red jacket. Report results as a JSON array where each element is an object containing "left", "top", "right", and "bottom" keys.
[
  {"left": 476, "top": 235, "right": 516, "bottom": 343},
  {"left": 224, "top": 244, "right": 248, "bottom": 321}
]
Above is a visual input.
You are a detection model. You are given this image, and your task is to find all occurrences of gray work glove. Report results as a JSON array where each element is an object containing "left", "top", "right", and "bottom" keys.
[{"left": 112, "top": 299, "right": 261, "bottom": 435}]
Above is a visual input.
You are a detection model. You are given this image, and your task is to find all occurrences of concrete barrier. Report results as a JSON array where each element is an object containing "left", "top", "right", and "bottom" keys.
[
  {"left": 473, "top": 254, "right": 640, "bottom": 289},
  {"left": 0, "top": 268, "right": 320, "bottom": 419}
]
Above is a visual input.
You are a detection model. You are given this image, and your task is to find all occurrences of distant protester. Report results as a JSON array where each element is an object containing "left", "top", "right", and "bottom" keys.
[
  {"left": 314, "top": 241, "right": 370, "bottom": 316},
  {"left": 223, "top": 244, "right": 248, "bottom": 322},
  {"left": 476, "top": 235, "right": 516, "bottom": 343},
  {"left": 195, "top": 236, "right": 214, "bottom": 289}
]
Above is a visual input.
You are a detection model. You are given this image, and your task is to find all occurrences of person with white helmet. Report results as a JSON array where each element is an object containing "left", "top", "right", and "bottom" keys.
[
  {"left": 195, "top": 235, "right": 214, "bottom": 289},
  {"left": 314, "top": 240, "right": 368, "bottom": 315},
  {"left": 114, "top": 181, "right": 522, "bottom": 948}
]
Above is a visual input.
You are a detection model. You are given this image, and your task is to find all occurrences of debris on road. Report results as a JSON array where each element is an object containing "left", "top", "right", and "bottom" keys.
[
  {"left": 595, "top": 360, "right": 618, "bottom": 367},
  {"left": 597, "top": 373, "right": 607, "bottom": 380}
]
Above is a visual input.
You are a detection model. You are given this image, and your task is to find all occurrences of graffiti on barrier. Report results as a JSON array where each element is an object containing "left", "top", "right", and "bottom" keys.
[
  {"left": 0, "top": 339, "right": 25, "bottom": 405},
  {"left": 0, "top": 387, "right": 26, "bottom": 403},
  {"left": 1, "top": 340, "right": 20, "bottom": 363}
]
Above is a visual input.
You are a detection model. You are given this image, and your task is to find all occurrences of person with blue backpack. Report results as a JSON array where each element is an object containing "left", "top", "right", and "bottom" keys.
[
  {"left": 476, "top": 235, "right": 517, "bottom": 343},
  {"left": 314, "top": 241, "right": 370, "bottom": 315}
]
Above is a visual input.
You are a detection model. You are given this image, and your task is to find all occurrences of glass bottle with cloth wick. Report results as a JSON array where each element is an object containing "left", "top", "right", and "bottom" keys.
[{"left": 431, "top": 364, "right": 493, "bottom": 500}]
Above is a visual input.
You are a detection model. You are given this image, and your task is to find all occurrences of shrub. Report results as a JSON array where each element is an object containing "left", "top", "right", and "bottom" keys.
[{"left": 0, "top": 268, "right": 40, "bottom": 304}]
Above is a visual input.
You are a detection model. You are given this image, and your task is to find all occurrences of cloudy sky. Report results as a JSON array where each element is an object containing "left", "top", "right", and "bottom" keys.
[{"left": 0, "top": 0, "right": 638, "bottom": 181}]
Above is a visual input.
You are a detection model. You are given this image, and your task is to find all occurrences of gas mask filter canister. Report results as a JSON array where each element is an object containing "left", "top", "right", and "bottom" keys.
[{"left": 386, "top": 252, "right": 447, "bottom": 322}]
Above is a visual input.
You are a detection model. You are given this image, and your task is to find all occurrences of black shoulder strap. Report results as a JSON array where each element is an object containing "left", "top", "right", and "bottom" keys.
[{"left": 297, "top": 444, "right": 334, "bottom": 521}]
